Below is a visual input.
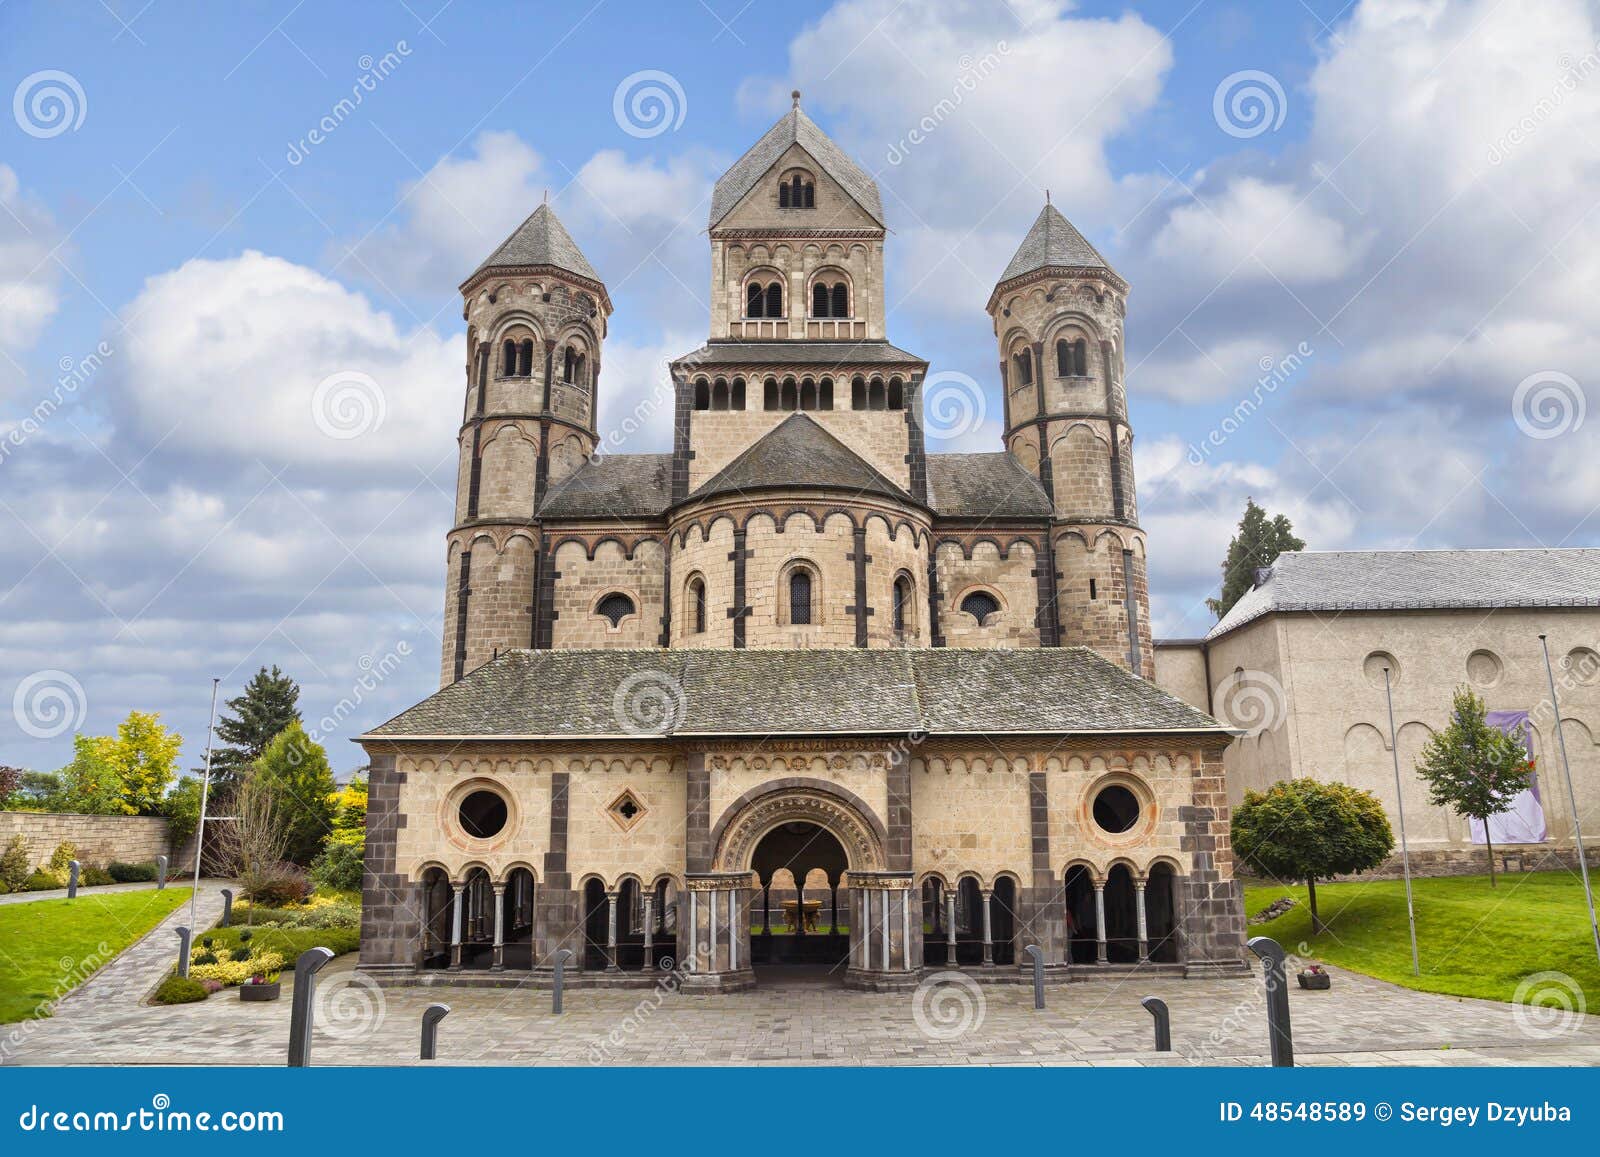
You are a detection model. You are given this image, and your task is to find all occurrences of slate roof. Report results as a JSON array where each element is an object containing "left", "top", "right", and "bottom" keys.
[
  {"left": 672, "top": 340, "right": 924, "bottom": 370},
  {"left": 1209, "top": 549, "right": 1600, "bottom": 640},
  {"left": 465, "top": 203, "right": 601, "bottom": 286},
  {"left": 537, "top": 453, "right": 672, "bottom": 519},
  {"left": 691, "top": 413, "right": 913, "bottom": 505},
  {"left": 998, "top": 203, "right": 1120, "bottom": 285},
  {"left": 709, "top": 103, "right": 885, "bottom": 228},
  {"left": 361, "top": 647, "right": 1225, "bottom": 740},
  {"left": 926, "top": 454, "right": 1053, "bottom": 518}
]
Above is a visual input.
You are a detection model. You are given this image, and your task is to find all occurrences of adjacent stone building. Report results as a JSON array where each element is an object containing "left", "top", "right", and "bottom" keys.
[
  {"left": 357, "top": 98, "right": 1247, "bottom": 990},
  {"left": 1155, "top": 549, "right": 1600, "bottom": 877}
]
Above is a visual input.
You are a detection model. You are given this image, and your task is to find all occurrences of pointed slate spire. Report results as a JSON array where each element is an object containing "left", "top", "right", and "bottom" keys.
[
  {"left": 465, "top": 202, "right": 602, "bottom": 285},
  {"left": 709, "top": 99, "right": 884, "bottom": 228},
  {"left": 997, "top": 202, "right": 1121, "bottom": 286}
]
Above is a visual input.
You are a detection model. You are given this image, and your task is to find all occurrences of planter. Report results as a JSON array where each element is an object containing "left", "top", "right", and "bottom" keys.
[
  {"left": 239, "top": 981, "right": 281, "bottom": 1002},
  {"left": 1297, "top": 970, "right": 1331, "bottom": 990}
]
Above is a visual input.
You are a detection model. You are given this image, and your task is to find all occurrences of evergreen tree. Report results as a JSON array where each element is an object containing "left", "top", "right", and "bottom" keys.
[
  {"left": 1413, "top": 687, "right": 1534, "bottom": 886},
  {"left": 253, "top": 721, "right": 337, "bottom": 865},
  {"left": 208, "top": 666, "right": 301, "bottom": 790},
  {"left": 1206, "top": 498, "right": 1306, "bottom": 620}
]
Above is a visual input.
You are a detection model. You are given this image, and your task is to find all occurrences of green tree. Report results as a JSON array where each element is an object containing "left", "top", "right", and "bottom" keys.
[
  {"left": 209, "top": 666, "right": 301, "bottom": 790},
  {"left": 59, "top": 736, "right": 124, "bottom": 815},
  {"left": 1206, "top": 498, "right": 1307, "bottom": 620},
  {"left": 1231, "top": 778, "right": 1395, "bottom": 933},
  {"left": 0, "top": 766, "right": 21, "bottom": 807},
  {"left": 15, "top": 771, "right": 65, "bottom": 811},
  {"left": 162, "top": 776, "right": 206, "bottom": 859},
  {"left": 253, "top": 722, "right": 337, "bottom": 865},
  {"left": 104, "top": 711, "right": 182, "bottom": 815},
  {"left": 1413, "top": 686, "right": 1534, "bottom": 886}
]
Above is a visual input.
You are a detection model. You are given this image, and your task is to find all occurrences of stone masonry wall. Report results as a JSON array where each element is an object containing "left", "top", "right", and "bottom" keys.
[{"left": 0, "top": 812, "right": 172, "bottom": 871}]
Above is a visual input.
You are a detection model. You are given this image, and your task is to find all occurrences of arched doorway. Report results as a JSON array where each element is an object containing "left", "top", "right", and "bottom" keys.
[{"left": 749, "top": 821, "right": 849, "bottom": 975}]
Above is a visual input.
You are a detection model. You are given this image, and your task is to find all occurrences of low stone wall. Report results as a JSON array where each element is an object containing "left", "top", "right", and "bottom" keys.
[
  {"left": 0, "top": 812, "right": 175, "bottom": 871},
  {"left": 1240, "top": 842, "right": 1584, "bottom": 888}
]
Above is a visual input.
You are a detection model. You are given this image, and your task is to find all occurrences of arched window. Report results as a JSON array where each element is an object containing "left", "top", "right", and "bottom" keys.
[
  {"left": 764, "top": 377, "right": 780, "bottom": 410},
  {"left": 851, "top": 376, "right": 866, "bottom": 410},
  {"left": 868, "top": 378, "right": 886, "bottom": 410},
  {"left": 831, "top": 282, "right": 847, "bottom": 318},
  {"left": 1057, "top": 338, "right": 1087, "bottom": 376},
  {"left": 780, "top": 378, "right": 797, "bottom": 410},
  {"left": 765, "top": 282, "right": 783, "bottom": 318},
  {"left": 502, "top": 340, "right": 517, "bottom": 376},
  {"left": 809, "top": 279, "right": 851, "bottom": 318},
  {"left": 573, "top": 352, "right": 586, "bottom": 385},
  {"left": 887, "top": 377, "right": 904, "bottom": 410},
  {"left": 789, "top": 569, "right": 813, "bottom": 625},
  {"left": 597, "top": 592, "right": 635, "bottom": 627},
  {"left": 518, "top": 338, "right": 535, "bottom": 376},
  {"left": 960, "top": 590, "right": 1000, "bottom": 625},
  {"left": 812, "top": 282, "right": 829, "bottom": 317},
  {"left": 819, "top": 377, "right": 834, "bottom": 410},
  {"left": 693, "top": 379, "right": 710, "bottom": 410},
  {"left": 711, "top": 379, "right": 730, "bottom": 411},
  {"left": 781, "top": 172, "right": 814, "bottom": 208},
  {"left": 893, "top": 574, "right": 913, "bottom": 634},
  {"left": 687, "top": 576, "right": 706, "bottom": 634},
  {"left": 731, "top": 377, "right": 746, "bottom": 410},
  {"left": 747, "top": 282, "right": 765, "bottom": 317},
  {"left": 799, "top": 378, "right": 817, "bottom": 411},
  {"left": 1013, "top": 350, "right": 1033, "bottom": 386},
  {"left": 563, "top": 346, "right": 576, "bottom": 383}
]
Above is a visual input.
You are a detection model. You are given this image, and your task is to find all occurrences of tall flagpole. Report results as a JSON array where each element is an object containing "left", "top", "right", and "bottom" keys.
[
  {"left": 187, "top": 678, "right": 221, "bottom": 939},
  {"left": 1539, "top": 634, "right": 1600, "bottom": 966},
  {"left": 1383, "top": 666, "right": 1420, "bottom": 976}
]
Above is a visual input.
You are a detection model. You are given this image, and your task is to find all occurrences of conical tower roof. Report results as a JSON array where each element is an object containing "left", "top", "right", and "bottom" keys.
[
  {"left": 709, "top": 95, "right": 884, "bottom": 228},
  {"left": 997, "top": 202, "right": 1122, "bottom": 286},
  {"left": 464, "top": 202, "right": 602, "bottom": 287}
]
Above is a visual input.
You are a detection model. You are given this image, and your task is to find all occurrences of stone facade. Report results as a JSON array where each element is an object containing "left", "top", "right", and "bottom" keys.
[
  {"left": 0, "top": 812, "right": 176, "bottom": 871},
  {"left": 361, "top": 98, "right": 1246, "bottom": 991}
]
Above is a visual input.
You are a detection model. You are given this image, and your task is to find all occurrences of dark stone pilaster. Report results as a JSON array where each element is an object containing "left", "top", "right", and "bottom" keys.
[
  {"left": 1121, "top": 548, "right": 1141, "bottom": 676},
  {"left": 845, "top": 526, "right": 872, "bottom": 647},
  {"left": 671, "top": 375, "right": 693, "bottom": 504},
  {"left": 358, "top": 752, "right": 415, "bottom": 975},
  {"left": 538, "top": 770, "right": 576, "bottom": 965},
  {"left": 533, "top": 417, "right": 551, "bottom": 510},
  {"left": 658, "top": 544, "right": 672, "bottom": 646},
  {"left": 904, "top": 372, "right": 928, "bottom": 505},
  {"left": 451, "top": 550, "right": 471, "bottom": 682},
  {"left": 1109, "top": 419, "right": 1125, "bottom": 520},
  {"left": 685, "top": 753, "right": 711, "bottom": 873},
  {"left": 540, "top": 339, "right": 555, "bottom": 412},
  {"left": 1032, "top": 530, "right": 1060, "bottom": 647},
  {"left": 886, "top": 750, "right": 912, "bottom": 873},
  {"left": 533, "top": 538, "right": 557, "bottom": 649},
  {"left": 1038, "top": 450, "right": 1055, "bottom": 505},
  {"left": 727, "top": 529, "right": 751, "bottom": 648},
  {"left": 926, "top": 552, "right": 945, "bottom": 647},
  {"left": 465, "top": 426, "right": 483, "bottom": 519},
  {"left": 1031, "top": 341, "right": 1045, "bottom": 418},
  {"left": 1177, "top": 749, "right": 1249, "bottom": 976},
  {"left": 1023, "top": 769, "right": 1065, "bottom": 964}
]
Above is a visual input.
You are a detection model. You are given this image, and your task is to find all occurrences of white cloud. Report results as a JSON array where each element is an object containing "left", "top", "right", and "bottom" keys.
[
  {"left": 1150, "top": 178, "right": 1361, "bottom": 285},
  {"left": 0, "top": 165, "right": 62, "bottom": 362}
]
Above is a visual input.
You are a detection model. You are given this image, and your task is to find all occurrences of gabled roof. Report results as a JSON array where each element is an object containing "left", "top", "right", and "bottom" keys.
[
  {"left": 709, "top": 101, "right": 885, "bottom": 228},
  {"left": 464, "top": 203, "right": 602, "bottom": 287},
  {"left": 926, "top": 453, "right": 1053, "bottom": 518},
  {"left": 1209, "top": 548, "right": 1600, "bottom": 640},
  {"left": 998, "top": 203, "right": 1121, "bottom": 286},
  {"left": 537, "top": 453, "right": 672, "bottom": 520},
  {"left": 360, "top": 647, "right": 1226, "bottom": 740},
  {"left": 671, "top": 340, "right": 924, "bottom": 371},
  {"left": 691, "top": 412, "right": 913, "bottom": 505}
]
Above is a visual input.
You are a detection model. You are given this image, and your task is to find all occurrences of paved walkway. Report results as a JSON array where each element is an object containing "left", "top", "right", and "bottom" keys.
[
  {"left": 6, "top": 946, "right": 1599, "bottom": 1066},
  {"left": 0, "top": 881, "right": 176, "bottom": 906}
]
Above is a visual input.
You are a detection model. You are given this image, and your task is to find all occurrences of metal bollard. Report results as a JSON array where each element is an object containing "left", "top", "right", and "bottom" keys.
[
  {"left": 421, "top": 1003, "right": 451, "bottom": 1060},
  {"left": 1024, "top": 944, "right": 1045, "bottom": 1009},
  {"left": 286, "top": 947, "right": 335, "bottom": 1067},
  {"left": 1247, "top": 936, "right": 1294, "bottom": 1068},
  {"left": 551, "top": 948, "right": 575, "bottom": 1015},
  {"left": 67, "top": 860, "right": 80, "bottom": 900},
  {"left": 1141, "top": 996, "right": 1172, "bottom": 1051},
  {"left": 155, "top": 856, "right": 168, "bottom": 889},
  {"left": 219, "top": 888, "right": 234, "bottom": 928},
  {"left": 175, "top": 926, "right": 192, "bottom": 978}
]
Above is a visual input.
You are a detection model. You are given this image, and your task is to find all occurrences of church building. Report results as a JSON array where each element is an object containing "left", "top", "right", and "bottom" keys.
[{"left": 357, "top": 98, "right": 1249, "bottom": 990}]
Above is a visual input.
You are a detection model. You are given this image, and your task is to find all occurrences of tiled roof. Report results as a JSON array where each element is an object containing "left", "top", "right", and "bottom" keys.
[
  {"left": 537, "top": 453, "right": 672, "bottom": 519},
  {"left": 1209, "top": 548, "right": 1600, "bottom": 639},
  {"left": 709, "top": 104, "right": 885, "bottom": 228},
  {"left": 998, "top": 203, "right": 1119, "bottom": 284},
  {"left": 672, "top": 340, "right": 924, "bottom": 370},
  {"left": 927, "top": 453, "right": 1053, "bottom": 518},
  {"left": 361, "top": 647, "right": 1225, "bottom": 739},
  {"left": 466, "top": 203, "right": 601, "bottom": 285},
  {"left": 691, "top": 413, "right": 912, "bottom": 505}
]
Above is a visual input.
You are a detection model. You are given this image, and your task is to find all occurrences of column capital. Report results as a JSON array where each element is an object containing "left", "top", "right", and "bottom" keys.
[
  {"left": 844, "top": 871, "right": 913, "bottom": 891},
  {"left": 685, "top": 871, "right": 756, "bottom": 892}
]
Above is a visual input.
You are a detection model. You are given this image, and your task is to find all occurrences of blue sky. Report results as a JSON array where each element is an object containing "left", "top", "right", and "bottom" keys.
[{"left": 3, "top": 0, "right": 1597, "bottom": 776}]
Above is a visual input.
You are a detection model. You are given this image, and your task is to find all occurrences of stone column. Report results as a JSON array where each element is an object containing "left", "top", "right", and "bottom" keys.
[
  {"left": 642, "top": 893, "right": 656, "bottom": 971},
  {"left": 981, "top": 888, "right": 994, "bottom": 967},
  {"left": 448, "top": 882, "right": 465, "bottom": 970},
  {"left": 1094, "top": 880, "right": 1108, "bottom": 964},
  {"left": 1135, "top": 879, "right": 1150, "bottom": 963},
  {"left": 491, "top": 883, "right": 507, "bottom": 971},
  {"left": 605, "top": 891, "right": 620, "bottom": 972},
  {"left": 945, "top": 891, "right": 957, "bottom": 966},
  {"left": 680, "top": 872, "right": 756, "bottom": 993},
  {"left": 844, "top": 872, "right": 918, "bottom": 991}
]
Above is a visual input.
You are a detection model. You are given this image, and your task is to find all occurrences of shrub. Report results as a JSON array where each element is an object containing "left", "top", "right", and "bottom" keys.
[
  {"left": 191, "top": 952, "right": 218, "bottom": 966},
  {"left": 152, "top": 975, "right": 208, "bottom": 1005},
  {"left": 309, "top": 840, "right": 364, "bottom": 893},
  {"left": 46, "top": 841, "right": 78, "bottom": 876},
  {"left": 242, "top": 899, "right": 361, "bottom": 931},
  {"left": 188, "top": 949, "right": 285, "bottom": 986},
  {"left": 199, "top": 979, "right": 224, "bottom": 994},
  {"left": 22, "top": 869, "right": 60, "bottom": 891},
  {"left": 81, "top": 864, "right": 114, "bottom": 887},
  {"left": 245, "top": 862, "right": 310, "bottom": 907},
  {"left": 108, "top": 861, "right": 157, "bottom": 883},
  {"left": 0, "top": 835, "right": 29, "bottom": 892},
  {"left": 239, "top": 929, "right": 254, "bottom": 943}
]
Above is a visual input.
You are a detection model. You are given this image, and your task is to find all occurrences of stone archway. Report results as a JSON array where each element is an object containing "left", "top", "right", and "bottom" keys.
[{"left": 710, "top": 780, "right": 887, "bottom": 873}]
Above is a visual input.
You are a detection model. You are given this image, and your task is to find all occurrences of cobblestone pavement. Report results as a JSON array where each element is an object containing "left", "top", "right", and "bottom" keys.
[
  {"left": 0, "top": 881, "right": 177, "bottom": 906},
  {"left": 6, "top": 946, "right": 1599, "bottom": 1066}
]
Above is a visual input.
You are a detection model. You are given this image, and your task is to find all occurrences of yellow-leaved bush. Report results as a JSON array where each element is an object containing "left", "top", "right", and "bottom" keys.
[{"left": 185, "top": 946, "right": 285, "bottom": 986}]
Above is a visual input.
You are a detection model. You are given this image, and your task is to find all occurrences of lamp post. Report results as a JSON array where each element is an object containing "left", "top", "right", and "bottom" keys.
[
  {"left": 1382, "top": 666, "right": 1420, "bottom": 977},
  {"left": 1539, "top": 635, "right": 1600, "bottom": 966},
  {"left": 187, "top": 678, "right": 220, "bottom": 940}
]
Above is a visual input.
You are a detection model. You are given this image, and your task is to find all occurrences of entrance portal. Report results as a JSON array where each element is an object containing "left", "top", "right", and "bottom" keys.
[{"left": 749, "top": 822, "right": 849, "bottom": 975}]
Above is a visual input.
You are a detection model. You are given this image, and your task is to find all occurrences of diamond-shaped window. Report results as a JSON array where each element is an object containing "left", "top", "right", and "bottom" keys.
[{"left": 607, "top": 790, "right": 647, "bottom": 831}]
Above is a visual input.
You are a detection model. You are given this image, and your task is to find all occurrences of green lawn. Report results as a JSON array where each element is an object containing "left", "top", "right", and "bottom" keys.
[
  {"left": 0, "top": 887, "right": 192, "bottom": 1023},
  {"left": 1244, "top": 871, "right": 1600, "bottom": 1004}
]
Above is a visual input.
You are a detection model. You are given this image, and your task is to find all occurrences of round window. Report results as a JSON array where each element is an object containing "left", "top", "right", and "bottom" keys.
[
  {"left": 1092, "top": 785, "right": 1141, "bottom": 834},
  {"left": 458, "top": 789, "right": 508, "bottom": 839}
]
